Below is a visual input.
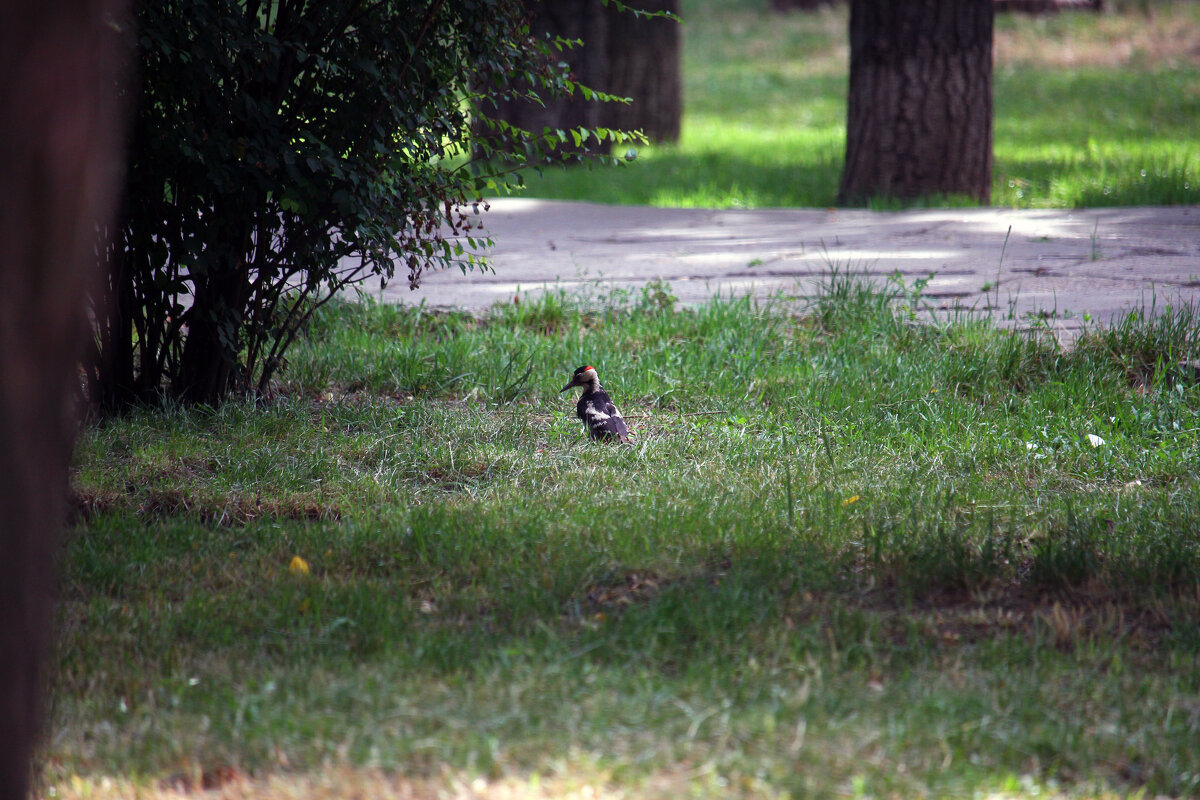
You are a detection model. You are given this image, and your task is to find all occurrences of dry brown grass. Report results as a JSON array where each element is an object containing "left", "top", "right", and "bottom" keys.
[
  {"left": 47, "top": 763, "right": 1162, "bottom": 800},
  {"left": 49, "top": 765, "right": 709, "bottom": 800},
  {"left": 995, "top": 6, "right": 1200, "bottom": 68},
  {"left": 71, "top": 486, "right": 342, "bottom": 526}
]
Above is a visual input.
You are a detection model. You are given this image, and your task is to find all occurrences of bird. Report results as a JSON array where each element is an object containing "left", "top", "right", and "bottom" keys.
[{"left": 560, "top": 365, "right": 631, "bottom": 443}]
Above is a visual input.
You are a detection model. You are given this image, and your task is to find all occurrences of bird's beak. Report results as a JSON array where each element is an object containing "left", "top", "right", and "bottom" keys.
[{"left": 559, "top": 381, "right": 575, "bottom": 394}]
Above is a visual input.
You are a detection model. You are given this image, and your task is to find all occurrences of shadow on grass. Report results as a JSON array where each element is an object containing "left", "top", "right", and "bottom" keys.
[
  {"left": 53, "top": 493, "right": 1200, "bottom": 796},
  {"left": 519, "top": 148, "right": 843, "bottom": 208}
]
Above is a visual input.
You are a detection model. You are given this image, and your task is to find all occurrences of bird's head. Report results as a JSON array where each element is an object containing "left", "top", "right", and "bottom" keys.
[{"left": 560, "top": 365, "right": 599, "bottom": 393}]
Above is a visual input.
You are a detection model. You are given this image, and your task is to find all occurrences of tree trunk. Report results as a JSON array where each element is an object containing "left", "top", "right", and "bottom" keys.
[
  {"left": 479, "top": 0, "right": 682, "bottom": 158},
  {"left": 482, "top": 0, "right": 609, "bottom": 158},
  {"left": 178, "top": 298, "right": 235, "bottom": 405},
  {"left": 0, "top": 0, "right": 126, "bottom": 796},
  {"left": 91, "top": 215, "right": 140, "bottom": 410},
  {"left": 837, "top": 0, "right": 993, "bottom": 205},
  {"left": 177, "top": 212, "right": 256, "bottom": 405},
  {"left": 994, "top": 0, "right": 1102, "bottom": 12},
  {"left": 603, "top": 0, "right": 681, "bottom": 143},
  {"left": 770, "top": 0, "right": 839, "bottom": 10}
]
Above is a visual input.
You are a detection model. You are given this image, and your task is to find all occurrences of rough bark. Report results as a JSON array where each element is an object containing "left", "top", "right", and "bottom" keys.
[
  {"left": 995, "top": 0, "right": 1101, "bottom": 12},
  {"left": 770, "top": 0, "right": 840, "bottom": 11},
  {"left": 837, "top": 0, "right": 994, "bottom": 205},
  {"left": 480, "top": 0, "right": 682, "bottom": 158},
  {"left": 483, "top": 0, "right": 610, "bottom": 157},
  {"left": 0, "top": 0, "right": 125, "bottom": 796},
  {"left": 603, "top": 0, "right": 681, "bottom": 143},
  {"left": 176, "top": 227, "right": 254, "bottom": 406}
]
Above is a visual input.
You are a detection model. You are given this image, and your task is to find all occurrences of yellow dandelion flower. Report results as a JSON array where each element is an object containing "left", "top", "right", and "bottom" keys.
[{"left": 288, "top": 555, "right": 310, "bottom": 575}]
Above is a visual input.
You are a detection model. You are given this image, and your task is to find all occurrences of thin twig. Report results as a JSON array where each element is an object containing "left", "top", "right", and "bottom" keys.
[{"left": 621, "top": 410, "right": 727, "bottom": 419}]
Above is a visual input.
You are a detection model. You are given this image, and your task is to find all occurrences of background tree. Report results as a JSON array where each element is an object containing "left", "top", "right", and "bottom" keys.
[
  {"left": 91, "top": 0, "right": 633, "bottom": 410},
  {"left": 0, "top": 0, "right": 125, "bottom": 796},
  {"left": 479, "top": 0, "right": 681, "bottom": 158},
  {"left": 770, "top": 0, "right": 839, "bottom": 10},
  {"left": 995, "top": 0, "right": 1102, "bottom": 11},
  {"left": 601, "top": 0, "right": 682, "bottom": 143},
  {"left": 837, "top": 0, "right": 994, "bottom": 204},
  {"left": 480, "top": 0, "right": 612, "bottom": 157}
]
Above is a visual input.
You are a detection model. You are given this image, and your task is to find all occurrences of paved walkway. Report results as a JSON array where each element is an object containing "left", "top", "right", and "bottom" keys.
[{"left": 378, "top": 199, "right": 1200, "bottom": 338}]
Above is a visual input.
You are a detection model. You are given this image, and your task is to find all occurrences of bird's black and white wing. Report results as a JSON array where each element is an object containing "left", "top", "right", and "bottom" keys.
[{"left": 580, "top": 393, "right": 630, "bottom": 442}]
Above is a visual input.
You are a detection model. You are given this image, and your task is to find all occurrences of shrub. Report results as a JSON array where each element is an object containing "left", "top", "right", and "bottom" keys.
[{"left": 90, "top": 0, "right": 640, "bottom": 408}]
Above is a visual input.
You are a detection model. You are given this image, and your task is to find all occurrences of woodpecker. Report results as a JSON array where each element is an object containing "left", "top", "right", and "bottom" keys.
[{"left": 560, "top": 365, "right": 631, "bottom": 443}]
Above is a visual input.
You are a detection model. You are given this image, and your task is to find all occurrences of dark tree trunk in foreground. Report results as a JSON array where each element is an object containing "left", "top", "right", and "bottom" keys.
[
  {"left": 603, "top": 0, "right": 681, "bottom": 143},
  {"left": 0, "top": 0, "right": 125, "bottom": 796},
  {"left": 837, "top": 0, "right": 994, "bottom": 205}
]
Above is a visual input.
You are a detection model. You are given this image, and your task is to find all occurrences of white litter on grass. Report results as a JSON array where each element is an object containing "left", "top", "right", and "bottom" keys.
[{"left": 1087, "top": 433, "right": 1106, "bottom": 447}]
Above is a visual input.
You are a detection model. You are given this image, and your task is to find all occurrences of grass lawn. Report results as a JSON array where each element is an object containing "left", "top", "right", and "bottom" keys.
[
  {"left": 516, "top": 0, "right": 1200, "bottom": 209},
  {"left": 52, "top": 276, "right": 1200, "bottom": 798}
]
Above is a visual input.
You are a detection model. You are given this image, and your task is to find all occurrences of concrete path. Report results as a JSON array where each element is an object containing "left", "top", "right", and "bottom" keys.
[{"left": 378, "top": 198, "right": 1200, "bottom": 338}]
